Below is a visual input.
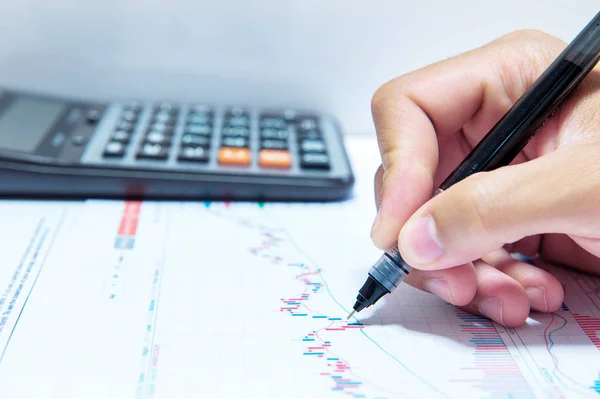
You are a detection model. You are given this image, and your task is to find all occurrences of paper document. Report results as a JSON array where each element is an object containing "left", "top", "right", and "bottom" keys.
[{"left": 0, "top": 137, "right": 598, "bottom": 399}]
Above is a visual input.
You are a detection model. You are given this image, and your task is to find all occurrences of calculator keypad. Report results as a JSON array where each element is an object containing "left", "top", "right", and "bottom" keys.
[
  {"left": 258, "top": 114, "right": 291, "bottom": 171},
  {"left": 179, "top": 105, "right": 213, "bottom": 164},
  {"left": 296, "top": 116, "right": 330, "bottom": 170},
  {"left": 103, "top": 105, "right": 143, "bottom": 158},
  {"left": 101, "top": 104, "right": 331, "bottom": 171}
]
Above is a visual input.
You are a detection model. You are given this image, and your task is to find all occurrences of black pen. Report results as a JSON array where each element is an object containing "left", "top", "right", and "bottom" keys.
[{"left": 347, "top": 11, "right": 600, "bottom": 319}]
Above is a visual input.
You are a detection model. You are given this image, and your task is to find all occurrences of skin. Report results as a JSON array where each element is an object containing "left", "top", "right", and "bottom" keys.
[{"left": 369, "top": 29, "right": 600, "bottom": 327}]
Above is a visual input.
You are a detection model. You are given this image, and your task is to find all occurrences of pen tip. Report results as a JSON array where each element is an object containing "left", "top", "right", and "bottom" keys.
[{"left": 346, "top": 310, "right": 356, "bottom": 320}]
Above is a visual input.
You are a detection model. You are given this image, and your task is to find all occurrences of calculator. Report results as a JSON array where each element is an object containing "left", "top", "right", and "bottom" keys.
[{"left": 0, "top": 88, "right": 355, "bottom": 201}]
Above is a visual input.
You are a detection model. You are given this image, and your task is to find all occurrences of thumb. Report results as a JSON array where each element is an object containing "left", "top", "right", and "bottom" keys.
[{"left": 397, "top": 144, "right": 600, "bottom": 270}]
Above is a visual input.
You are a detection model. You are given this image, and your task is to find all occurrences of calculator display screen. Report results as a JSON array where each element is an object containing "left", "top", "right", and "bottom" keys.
[{"left": 0, "top": 97, "right": 65, "bottom": 152}]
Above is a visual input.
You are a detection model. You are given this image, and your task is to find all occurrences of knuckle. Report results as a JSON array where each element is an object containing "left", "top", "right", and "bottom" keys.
[
  {"left": 371, "top": 81, "right": 393, "bottom": 118},
  {"left": 371, "top": 76, "right": 412, "bottom": 121},
  {"left": 488, "top": 30, "right": 565, "bottom": 103}
]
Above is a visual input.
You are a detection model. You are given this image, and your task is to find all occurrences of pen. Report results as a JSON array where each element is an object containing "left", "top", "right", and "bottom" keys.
[{"left": 347, "top": 11, "right": 600, "bottom": 320}]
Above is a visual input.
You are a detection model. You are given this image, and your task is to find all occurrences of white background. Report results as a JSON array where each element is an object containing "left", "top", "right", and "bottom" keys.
[{"left": 0, "top": 1, "right": 597, "bottom": 134}]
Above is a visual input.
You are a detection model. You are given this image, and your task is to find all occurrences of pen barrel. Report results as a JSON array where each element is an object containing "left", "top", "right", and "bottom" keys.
[
  {"left": 368, "top": 246, "right": 413, "bottom": 292},
  {"left": 564, "top": 11, "right": 600, "bottom": 68},
  {"left": 440, "top": 11, "right": 600, "bottom": 191}
]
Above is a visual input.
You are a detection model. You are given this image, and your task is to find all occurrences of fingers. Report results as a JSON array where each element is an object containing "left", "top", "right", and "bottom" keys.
[
  {"left": 481, "top": 249, "right": 564, "bottom": 313},
  {"left": 397, "top": 144, "right": 600, "bottom": 271},
  {"left": 405, "top": 248, "right": 563, "bottom": 326},
  {"left": 370, "top": 30, "right": 566, "bottom": 251},
  {"left": 461, "top": 261, "right": 531, "bottom": 327},
  {"left": 403, "top": 262, "right": 477, "bottom": 306}
]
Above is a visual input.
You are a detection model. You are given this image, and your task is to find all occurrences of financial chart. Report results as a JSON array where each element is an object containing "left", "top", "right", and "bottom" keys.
[
  {"left": 0, "top": 196, "right": 598, "bottom": 399},
  {"left": 0, "top": 134, "right": 597, "bottom": 399}
]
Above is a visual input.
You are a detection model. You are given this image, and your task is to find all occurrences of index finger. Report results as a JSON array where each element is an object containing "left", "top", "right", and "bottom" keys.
[{"left": 370, "top": 29, "right": 565, "bottom": 251}]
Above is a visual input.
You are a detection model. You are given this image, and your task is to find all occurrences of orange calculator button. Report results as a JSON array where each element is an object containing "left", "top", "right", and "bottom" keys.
[
  {"left": 259, "top": 149, "right": 292, "bottom": 169},
  {"left": 218, "top": 147, "right": 251, "bottom": 166}
]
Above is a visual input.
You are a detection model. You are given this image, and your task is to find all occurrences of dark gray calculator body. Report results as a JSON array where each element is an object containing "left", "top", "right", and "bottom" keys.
[{"left": 0, "top": 89, "right": 355, "bottom": 201}]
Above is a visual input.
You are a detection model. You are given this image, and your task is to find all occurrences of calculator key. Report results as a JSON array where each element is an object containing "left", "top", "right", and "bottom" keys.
[
  {"left": 300, "top": 139, "right": 327, "bottom": 153},
  {"left": 218, "top": 147, "right": 251, "bottom": 166},
  {"left": 296, "top": 129, "right": 322, "bottom": 140},
  {"left": 225, "top": 115, "right": 250, "bottom": 127},
  {"left": 185, "top": 124, "right": 212, "bottom": 136},
  {"left": 300, "top": 153, "right": 330, "bottom": 170},
  {"left": 178, "top": 146, "right": 210, "bottom": 163},
  {"left": 187, "top": 112, "right": 212, "bottom": 125},
  {"left": 120, "top": 110, "right": 138, "bottom": 123},
  {"left": 148, "top": 123, "right": 174, "bottom": 135},
  {"left": 260, "top": 139, "right": 288, "bottom": 150},
  {"left": 86, "top": 109, "right": 101, "bottom": 124},
  {"left": 153, "top": 111, "right": 174, "bottom": 124},
  {"left": 111, "top": 130, "right": 131, "bottom": 143},
  {"left": 72, "top": 134, "right": 86, "bottom": 146},
  {"left": 115, "top": 120, "right": 135, "bottom": 132},
  {"left": 259, "top": 117, "right": 287, "bottom": 129},
  {"left": 297, "top": 117, "right": 318, "bottom": 131},
  {"left": 260, "top": 128, "right": 288, "bottom": 140},
  {"left": 181, "top": 133, "right": 211, "bottom": 147},
  {"left": 259, "top": 149, "right": 291, "bottom": 169},
  {"left": 136, "top": 143, "right": 169, "bottom": 160},
  {"left": 187, "top": 113, "right": 212, "bottom": 125},
  {"left": 222, "top": 126, "right": 250, "bottom": 137},
  {"left": 103, "top": 141, "right": 125, "bottom": 158},
  {"left": 146, "top": 131, "right": 172, "bottom": 145},
  {"left": 221, "top": 136, "right": 249, "bottom": 148}
]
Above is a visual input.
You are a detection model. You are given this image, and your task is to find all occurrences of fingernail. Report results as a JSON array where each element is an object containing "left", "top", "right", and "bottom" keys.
[
  {"left": 370, "top": 209, "right": 381, "bottom": 238},
  {"left": 526, "top": 287, "right": 548, "bottom": 312},
  {"left": 400, "top": 215, "right": 444, "bottom": 264},
  {"left": 424, "top": 278, "right": 455, "bottom": 304},
  {"left": 478, "top": 298, "right": 504, "bottom": 324}
]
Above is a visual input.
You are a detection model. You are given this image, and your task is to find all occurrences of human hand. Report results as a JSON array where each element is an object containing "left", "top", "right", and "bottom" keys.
[{"left": 370, "top": 30, "right": 600, "bottom": 327}]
